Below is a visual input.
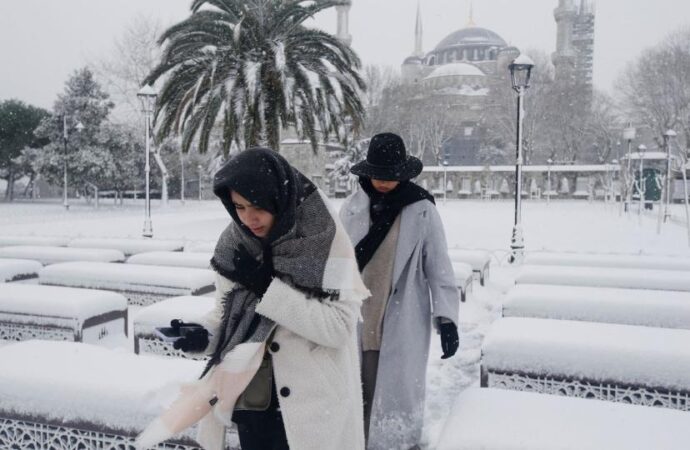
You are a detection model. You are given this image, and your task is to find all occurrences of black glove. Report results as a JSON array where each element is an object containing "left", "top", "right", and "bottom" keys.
[
  {"left": 170, "top": 319, "right": 209, "bottom": 352},
  {"left": 440, "top": 322, "right": 459, "bottom": 359},
  {"left": 229, "top": 244, "right": 274, "bottom": 298}
]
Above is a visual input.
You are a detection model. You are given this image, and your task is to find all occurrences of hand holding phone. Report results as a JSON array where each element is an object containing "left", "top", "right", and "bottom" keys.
[{"left": 154, "top": 319, "right": 210, "bottom": 352}]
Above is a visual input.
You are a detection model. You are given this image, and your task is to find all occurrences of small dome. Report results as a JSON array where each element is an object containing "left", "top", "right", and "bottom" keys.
[
  {"left": 403, "top": 55, "right": 423, "bottom": 65},
  {"left": 425, "top": 63, "right": 485, "bottom": 80},
  {"left": 434, "top": 27, "right": 507, "bottom": 51}
]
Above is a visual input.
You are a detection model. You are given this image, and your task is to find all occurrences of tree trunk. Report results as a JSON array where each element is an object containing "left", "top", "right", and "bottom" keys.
[{"left": 6, "top": 166, "right": 15, "bottom": 202}]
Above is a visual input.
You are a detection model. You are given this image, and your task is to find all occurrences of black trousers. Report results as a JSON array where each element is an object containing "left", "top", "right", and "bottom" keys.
[{"left": 233, "top": 381, "right": 289, "bottom": 450}]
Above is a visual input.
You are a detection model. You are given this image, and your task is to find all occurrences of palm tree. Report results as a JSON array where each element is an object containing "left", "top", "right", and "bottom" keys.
[{"left": 145, "top": 0, "right": 366, "bottom": 154}]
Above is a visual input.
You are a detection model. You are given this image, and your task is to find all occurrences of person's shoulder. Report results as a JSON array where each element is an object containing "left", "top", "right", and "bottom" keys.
[{"left": 404, "top": 198, "right": 437, "bottom": 214}]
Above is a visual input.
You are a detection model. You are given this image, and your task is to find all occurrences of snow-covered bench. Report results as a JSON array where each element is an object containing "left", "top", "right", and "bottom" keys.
[
  {"left": 0, "top": 245, "right": 125, "bottom": 265},
  {"left": 437, "top": 388, "right": 690, "bottom": 450},
  {"left": 451, "top": 262, "right": 473, "bottom": 303},
  {"left": 68, "top": 237, "right": 185, "bottom": 256},
  {"left": 516, "top": 265, "right": 690, "bottom": 292},
  {"left": 0, "top": 340, "right": 237, "bottom": 449},
  {"left": 524, "top": 251, "right": 690, "bottom": 272},
  {"left": 481, "top": 317, "right": 690, "bottom": 411},
  {"left": 127, "top": 251, "right": 212, "bottom": 270},
  {"left": 184, "top": 241, "right": 216, "bottom": 253},
  {"left": 39, "top": 262, "right": 215, "bottom": 306},
  {"left": 447, "top": 248, "right": 491, "bottom": 285},
  {"left": 0, "top": 259, "right": 42, "bottom": 282},
  {"left": 134, "top": 296, "right": 215, "bottom": 359},
  {"left": 503, "top": 284, "right": 690, "bottom": 329},
  {"left": 0, "top": 284, "right": 127, "bottom": 342},
  {"left": 0, "top": 235, "right": 70, "bottom": 247}
]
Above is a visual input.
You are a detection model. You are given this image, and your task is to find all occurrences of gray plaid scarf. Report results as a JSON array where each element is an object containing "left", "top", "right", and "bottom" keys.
[{"left": 203, "top": 187, "right": 337, "bottom": 377}]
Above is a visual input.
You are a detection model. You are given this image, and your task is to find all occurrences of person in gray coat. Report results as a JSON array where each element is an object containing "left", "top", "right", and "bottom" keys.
[{"left": 339, "top": 133, "right": 460, "bottom": 450}]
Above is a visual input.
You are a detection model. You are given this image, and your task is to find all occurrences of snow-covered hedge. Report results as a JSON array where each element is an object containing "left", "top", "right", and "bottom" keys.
[
  {"left": 68, "top": 238, "right": 184, "bottom": 256},
  {"left": 126, "top": 251, "right": 212, "bottom": 270},
  {"left": 0, "top": 245, "right": 125, "bottom": 265},
  {"left": 39, "top": 262, "right": 215, "bottom": 306},
  {"left": 0, "top": 258, "right": 42, "bottom": 282},
  {"left": 482, "top": 317, "right": 690, "bottom": 392},
  {"left": 183, "top": 241, "right": 216, "bottom": 253},
  {"left": 525, "top": 251, "right": 690, "bottom": 272},
  {"left": 516, "top": 265, "right": 690, "bottom": 292},
  {"left": 503, "top": 284, "right": 690, "bottom": 329},
  {"left": 0, "top": 284, "right": 127, "bottom": 343},
  {"left": 437, "top": 388, "right": 690, "bottom": 450}
]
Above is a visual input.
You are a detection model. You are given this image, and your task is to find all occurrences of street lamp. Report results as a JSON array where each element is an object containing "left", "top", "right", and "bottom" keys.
[
  {"left": 62, "top": 116, "right": 84, "bottom": 210},
  {"left": 137, "top": 84, "right": 158, "bottom": 238},
  {"left": 663, "top": 129, "right": 677, "bottom": 223},
  {"left": 623, "top": 124, "right": 636, "bottom": 213},
  {"left": 637, "top": 144, "right": 647, "bottom": 217},
  {"left": 198, "top": 164, "right": 203, "bottom": 201},
  {"left": 508, "top": 53, "right": 534, "bottom": 264},
  {"left": 546, "top": 158, "right": 553, "bottom": 205},
  {"left": 442, "top": 159, "right": 449, "bottom": 204}
]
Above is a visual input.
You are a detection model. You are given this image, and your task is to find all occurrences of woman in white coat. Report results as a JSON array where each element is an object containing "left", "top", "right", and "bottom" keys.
[
  {"left": 168, "top": 148, "right": 369, "bottom": 450},
  {"left": 340, "top": 133, "right": 460, "bottom": 450}
]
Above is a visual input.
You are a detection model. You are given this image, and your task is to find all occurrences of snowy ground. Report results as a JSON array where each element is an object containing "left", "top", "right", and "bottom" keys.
[{"left": 1, "top": 197, "right": 689, "bottom": 448}]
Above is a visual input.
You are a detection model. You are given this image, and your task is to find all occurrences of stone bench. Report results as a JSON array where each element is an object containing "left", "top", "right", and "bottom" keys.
[
  {"left": 0, "top": 235, "right": 70, "bottom": 247},
  {"left": 451, "top": 262, "right": 473, "bottom": 303},
  {"left": 127, "top": 251, "right": 212, "bottom": 270},
  {"left": 524, "top": 251, "right": 690, "bottom": 272},
  {"left": 516, "top": 265, "right": 690, "bottom": 292},
  {"left": 0, "top": 245, "right": 125, "bottom": 265},
  {"left": 39, "top": 262, "right": 215, "bottom": 306},
  {"left": 0, "top": 284, "right": 127, "bottom": 343},
  {"left": 0, "top": 259, "right": 42, "bottom": 282},
  {"left": 481, "top": 317, "right": 690, "bottom": 411},
  {"left": 447, "top": 248, "right": 491, "bottom": 285},
  {"left": 134, "top": 296, "right": 215, "bottom": 359},
  {"left": 69, "top": 237, "right": 185, "bottom": 256},
  {"left": 437, "top": 387, "right": 690, "bottom": 450},
  {"left": 503, "top": 284, "right": 690, "bottom": 329},
  {"left": 0, "top": 340, "right": 238, "bottom": 449}
]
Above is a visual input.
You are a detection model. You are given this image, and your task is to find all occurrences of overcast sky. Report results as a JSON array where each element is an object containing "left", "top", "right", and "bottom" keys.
[{"left": 1, "top": 0, "right": 688, "bottom": 110}]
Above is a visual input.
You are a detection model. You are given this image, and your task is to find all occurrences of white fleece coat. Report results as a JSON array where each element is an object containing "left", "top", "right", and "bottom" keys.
[{"left": 200, "top": 273, "right": 366, "bottom": 450}]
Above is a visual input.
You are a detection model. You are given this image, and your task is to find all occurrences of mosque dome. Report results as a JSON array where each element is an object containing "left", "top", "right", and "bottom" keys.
[
  {"left": 425, "top": 63, "right": 485, "bottom": 80},
  {"left": 403, "top": 55, "right": 423, "bottom": 65},
  {"left": 434, "top": 27, "right": 507, "bottom": 51}
]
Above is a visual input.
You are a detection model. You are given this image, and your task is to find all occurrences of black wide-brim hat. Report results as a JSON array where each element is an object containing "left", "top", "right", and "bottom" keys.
[{"left": 350, "top": 132, "right": 423, "bottom": 181}]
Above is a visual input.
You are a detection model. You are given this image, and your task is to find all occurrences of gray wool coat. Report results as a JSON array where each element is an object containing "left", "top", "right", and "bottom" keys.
[{"left": 340, "top": 189, "right": 460, "bottom": 450}]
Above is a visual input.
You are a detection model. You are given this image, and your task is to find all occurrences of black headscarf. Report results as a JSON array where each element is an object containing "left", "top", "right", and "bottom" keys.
[{"left": 355, "top": 177, "right": 434, "bottom": 271}]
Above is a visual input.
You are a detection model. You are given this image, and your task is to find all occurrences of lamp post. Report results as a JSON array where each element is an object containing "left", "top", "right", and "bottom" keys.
[
  {"left": 546, "top": 158, "right": 553, "bottom": 205},
  {"left": 137, "top": 84, "right": 158, "bottom": 238},
  {"left": 637, "top": 144, "right": 647, "bottom": 218},
  {"left": 442, "top": 159, "right": 449, "bottom": 205},
  {"left": 61, "top": 116, "right": 84, "bottom": 210},
  {"left": 623, "top": 125, "right": 636, "bottom": 213},
  {"left": 198, "top": 164, "right": 203, "bottom": 201},
  {"left": 508, "top": 54, "right": 534, "bottom": 264},
  {"left": 663, "top": 129, "right": 677, "bottom": 223}
]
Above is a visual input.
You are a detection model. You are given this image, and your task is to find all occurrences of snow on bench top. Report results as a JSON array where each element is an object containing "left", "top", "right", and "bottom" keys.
[
  {"left": 0, "top": 259, "right": 42, "bottom": 282},
  {"left": 451, "top": 262, "right": 473, "bottom": 282},
  {"left": 504, "top": 284, "right": 690, "bottom": 329},
  {"left": 0, "top": 236, "right": 70, "bottom": 247},
  {"left": 525, "top": 251, "right": 690, "bottom": 272},
  {"left": 39, "top": 262, "right": 215, "bottom": 294},
  {"left": 516, "top": 264, "right": 690, "bottom": 292},
  {"left": 447, "top": 248, "right": 491, "bottom": 270},
  {"left": 183, "top": 240, "right": 216, "bottom": 253},
  {"left": 0, "top": 246, "right": 125, "bottom": 265},
  {"left": 0, "top": 284, "right": 127, "bottom": 322},
  {"left": 483, "top": 317, "right": 690, "bottom": 391},
  {"left": 437, "top": 388, "right": 690, "bottom": 450},
  {"left": 0, "top": 340, "right": 202, "bottom": 432},
  {"left": 134, "top": 296, "right": 215, "bottom": 335},
  {"left": 126, "top": 251, "right": 212, "bottom": 269},
  {"left": 68, "top": 237, "right": 184, "bottom": 256}
]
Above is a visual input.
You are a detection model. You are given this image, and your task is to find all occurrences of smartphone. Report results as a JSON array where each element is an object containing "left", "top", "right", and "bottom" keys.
[{"left": 154, "top": 325, "right": 210, "bottom": 343}]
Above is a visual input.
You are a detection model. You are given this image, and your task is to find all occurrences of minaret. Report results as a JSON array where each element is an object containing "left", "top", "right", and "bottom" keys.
[
  {"left": 467, "top": 1, "right": 476, "bottom": 27},
  {"left": 336, "top": 0, "right": 352, "bottom": 46},
  {"left": 552, "top": 0, "right": 577, "bottom": 82},
  {"left": 414, "top": 1, "right": 423, "bottom": 57}
]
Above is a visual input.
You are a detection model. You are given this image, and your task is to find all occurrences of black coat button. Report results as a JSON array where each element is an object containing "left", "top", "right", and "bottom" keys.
[
  {"left": 270, "top": 342, "right": 280, "bottom": 352},
  {"left": 280, "top": 387, "right": 290, "bottom": 397}
]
